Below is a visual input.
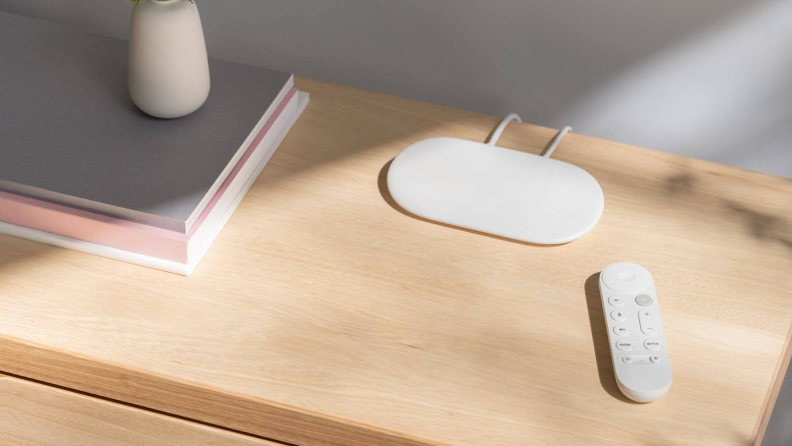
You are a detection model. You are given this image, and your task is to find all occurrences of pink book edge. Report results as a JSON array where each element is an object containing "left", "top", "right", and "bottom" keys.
[{"left": 0, "top": 87, "right": 298, "bottom": 263}]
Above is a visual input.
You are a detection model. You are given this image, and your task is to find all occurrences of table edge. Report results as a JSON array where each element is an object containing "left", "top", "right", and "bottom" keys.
[
  {"left": 0, "top": 335, "right": 431, "bottom": 446},
  {"left": 753, "top": 324, "right": 792, "bottom": 445}
]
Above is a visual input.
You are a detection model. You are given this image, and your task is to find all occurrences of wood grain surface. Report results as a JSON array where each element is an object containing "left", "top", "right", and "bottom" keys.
[
  {"left": 0, "top": 373, "right": 281, "bottom": 445},
  {"left": 1, "top": 77, "right": 791, "bottom": 445}
]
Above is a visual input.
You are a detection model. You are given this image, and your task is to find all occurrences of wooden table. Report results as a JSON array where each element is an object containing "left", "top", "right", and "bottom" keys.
[
  {"left": 1, "top": 373, "right": 278, "bottom": 445},
  {"left": 1, "top": 77, "right": 791, "bottom": 445}
]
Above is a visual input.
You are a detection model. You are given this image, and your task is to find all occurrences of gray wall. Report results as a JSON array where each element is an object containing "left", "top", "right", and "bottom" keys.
[
  {"left": 766, "top": 375, "right": 792, "bottom": 446},
  {"left": 1, "top": 0, "right": 790, "bottom": 177}
]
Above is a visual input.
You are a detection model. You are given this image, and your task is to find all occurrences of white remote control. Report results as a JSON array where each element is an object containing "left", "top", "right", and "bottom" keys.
[{"left": 599, "top": 262, "right": 672, "bottom": 402}]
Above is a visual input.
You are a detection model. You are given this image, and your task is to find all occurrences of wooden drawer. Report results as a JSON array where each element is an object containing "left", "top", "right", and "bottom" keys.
[{"left": 0, "top": 374, "right": 280, "bottom": 446}]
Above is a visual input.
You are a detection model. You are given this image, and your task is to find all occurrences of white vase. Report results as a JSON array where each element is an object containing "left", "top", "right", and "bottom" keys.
[{"left": 128, "top": 0, "right": 210, "bottom": 119}]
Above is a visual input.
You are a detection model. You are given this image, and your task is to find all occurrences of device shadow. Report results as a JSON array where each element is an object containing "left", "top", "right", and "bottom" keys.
[
  {"left": 377, "top": 159, "right": 561, "bottom": 249},
  {"left": 583, "top": 273, "right": 641, "bottom": 404}
]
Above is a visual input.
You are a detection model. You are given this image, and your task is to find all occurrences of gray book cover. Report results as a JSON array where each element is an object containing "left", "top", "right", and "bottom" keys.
[{"left": 0, "top": 12, "right": 292, "bottom": 233}]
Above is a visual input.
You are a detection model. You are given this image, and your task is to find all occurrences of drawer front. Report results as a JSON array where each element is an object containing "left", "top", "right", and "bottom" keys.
[{"left": 1, "top": 374, "right": 280, "bottom": 446}]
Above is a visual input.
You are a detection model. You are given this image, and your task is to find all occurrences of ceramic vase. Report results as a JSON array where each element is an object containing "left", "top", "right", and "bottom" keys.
[{"left": 128, "top": 0, "right": 210, "bottom": 119}]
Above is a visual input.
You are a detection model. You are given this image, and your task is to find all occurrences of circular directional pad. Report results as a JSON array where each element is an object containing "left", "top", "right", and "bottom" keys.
[
  {"left": 601, "top": 262, "right": 651, "bottom": 293},
  {"left": 617, "top": 271, "right": 636, "bottom": 282}
]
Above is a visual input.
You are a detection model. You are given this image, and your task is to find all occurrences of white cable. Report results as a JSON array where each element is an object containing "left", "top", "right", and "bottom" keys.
[
  {"left": 486, "top": 113, "right": 522, "bottom": 146},
  {"left": 487, "top": 113, "right": 573, "bottom": 158},
  {"left": 542, "top": 126, "right": 573, "bottom": 158}
]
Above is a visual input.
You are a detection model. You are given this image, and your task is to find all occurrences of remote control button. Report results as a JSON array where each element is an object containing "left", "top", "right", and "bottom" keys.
[
  {"left": 644, "top": 340, "right": 662, "bottom": 351},
  {"left": 635, "top": 294, "right": 654, "bottom": 306},
  {"left": 625, "top": 355, "right": 653, "bottom": 365},
  {"left": 608, "top": 296, "right": 626, "bottom": 307},
  {"left": 615, "top": 340, "right": 634, "bottom": 351},
  {"left": 617, "top": 271, "right": 636, "bottom": 282},
  {"left": 622, "top": 356, "right": 633, "bottom": 364},
  {"left": 650, "top": 355, "right": 662, "bottom": 364},
  {"left": 601, "top": 263, "right": 651, "bottom": 293},
  {"left": 613, "top": 325, "right": 631, "bottom": 336},
  {"left": 610, "top": 310, "right": 628, "bottom": 322},
  {"left": 638, "top": 309, "right": 659, "bottom": 335}
]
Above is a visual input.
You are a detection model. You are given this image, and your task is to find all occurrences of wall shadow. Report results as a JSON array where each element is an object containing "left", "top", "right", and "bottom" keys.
[{"left": 583, "top": 273, "right": 640, "bottom": 404}]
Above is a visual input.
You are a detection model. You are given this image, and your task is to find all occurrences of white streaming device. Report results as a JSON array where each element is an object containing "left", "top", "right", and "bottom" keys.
[
  {"left": 386, "top": 116, "right": 604, "bottom": 244},
  {"left": 599, "top": 262, "right": 672, "bottom": 403}
]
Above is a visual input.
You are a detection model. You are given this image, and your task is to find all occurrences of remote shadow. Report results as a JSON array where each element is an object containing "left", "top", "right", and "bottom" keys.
[{"left": 584, "top": 273, "right": 640, "bottom": 404}]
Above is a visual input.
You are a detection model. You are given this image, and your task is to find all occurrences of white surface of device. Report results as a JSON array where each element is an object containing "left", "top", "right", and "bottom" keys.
[
  {"left": 387, "top": 137, "right": 604, "bottom": 244},
  {"left": 599, "top": 262, "right": 672, "bottom": 403}
]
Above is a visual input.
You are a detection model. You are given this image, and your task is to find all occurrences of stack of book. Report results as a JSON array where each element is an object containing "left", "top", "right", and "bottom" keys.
[{"left": 0, "top": 12, "right": 308, "bottom": 275}]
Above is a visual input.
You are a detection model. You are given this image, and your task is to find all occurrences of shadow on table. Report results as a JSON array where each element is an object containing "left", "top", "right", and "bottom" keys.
[
  {"left": 0, "top": 236, "right": 58, "bottom": 272},
  {"left": 583, "top": 273, "right": 641, "bottom": 404},
  {"left": 665, "top": 169, "right": 792, "bottom": 258}
]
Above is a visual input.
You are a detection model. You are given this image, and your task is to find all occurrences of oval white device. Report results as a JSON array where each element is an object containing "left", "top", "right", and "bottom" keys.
[{"left": 387, "top": 137, "right": 604, "bottom": 244}]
